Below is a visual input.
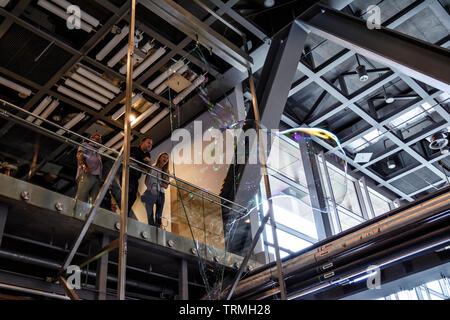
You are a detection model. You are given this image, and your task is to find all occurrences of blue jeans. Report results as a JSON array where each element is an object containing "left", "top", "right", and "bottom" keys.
[{"left": 141, "top": 190, "right": 165, "bottom": 228}]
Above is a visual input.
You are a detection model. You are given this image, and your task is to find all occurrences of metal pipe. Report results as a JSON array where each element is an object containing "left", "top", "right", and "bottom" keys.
[
  {"left": 233, "top": 190, "right": 450, "bottom": 296},
  {"left": 289, "top": 234, "right": 450, "bottom": 300},
  {"left": 0, "top": 283, "right": 70, "bottom": 300},
  {"left": 0, "top": 248, "right": 174, "bottom": 295},
  {"left": 245, "top": 212, "right": 450, "bottom": 299},
  {"left": 286, "top": 224, "right": 450, "bottom": 300},
  {"left": 3, "top": 233, "right": 204, "bottom": 287},
  {"left": 118, "top": 0, "right": 136, "bottom": 300}
]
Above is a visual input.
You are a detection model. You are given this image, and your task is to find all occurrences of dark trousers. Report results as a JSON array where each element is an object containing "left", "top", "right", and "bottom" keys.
[
  {"left": 75, "top": 173, "right": 101, "bottom": 215},
  {"left": 141, "top": 190, "right": 165, "bottom": 228}
]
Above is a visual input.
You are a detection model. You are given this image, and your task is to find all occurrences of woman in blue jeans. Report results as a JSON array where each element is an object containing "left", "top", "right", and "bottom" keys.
[{"left": 141, "top": 152, "right": 169, "bottom": 228}]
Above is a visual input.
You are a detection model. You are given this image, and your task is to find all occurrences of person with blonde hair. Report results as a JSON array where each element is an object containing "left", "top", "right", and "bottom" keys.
[{"left": 141, "top": 152, "right": 169, "bottom": 228}]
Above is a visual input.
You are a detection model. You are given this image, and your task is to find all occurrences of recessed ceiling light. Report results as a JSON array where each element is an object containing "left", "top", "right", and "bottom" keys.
[
  {"left": 385, "top": 96, "right": 395, "bottom": 104},
  {"left": 264, "top": 0, "right": 275, "bottom": 7},
  {"left": 387, "top": 159, "right": 396, "bottom": 169}
]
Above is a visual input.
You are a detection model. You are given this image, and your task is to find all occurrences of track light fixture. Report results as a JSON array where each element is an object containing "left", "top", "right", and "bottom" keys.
[
  {"left": 383, "top": 85, "right": 395, "bottom": 104},
  {"left": 387, "top": 159, "right": 396, "bottom": 170},
  {"left": 429, "top": 132, "right": 449, "bottom": 151},
  {"left": 355, "top": 54, "right": 368, "bottom": 82}
]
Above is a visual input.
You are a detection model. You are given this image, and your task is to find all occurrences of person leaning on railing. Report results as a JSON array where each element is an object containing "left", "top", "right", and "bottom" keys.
[
  {"left": 128, "top": 137, "right": 153, "bottom": 219},
  {"left": 74, "top": 133, "right": 103, "bottom": 214},
  {"left": 141, "top": 152, "right": 169, "bottom": 228}
]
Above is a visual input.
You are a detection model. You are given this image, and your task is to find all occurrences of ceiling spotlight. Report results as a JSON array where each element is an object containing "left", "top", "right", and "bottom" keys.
[
  {"left": 264, "top": 0, "right": 275, "bottom": 7},
  {"left": 383, "top": 86, "right": 395, "bottom": 104},
  {"left": 387, "top": 159, "right": 396, "bottom": 170},
  {"left": 429, "top": 132, "right": 449, "bottom": 150},
  {"left": 129, "top": 114, "right": 136, "bottom": 122},
  {"left": 356, "top": 65, "right": 369, "bottom": 82},
  {"left": 385, "top": 96, "right": 395, "bottom": 104},
  {"left": 355, "top": 54, "right": 369, "bottom": 82}
]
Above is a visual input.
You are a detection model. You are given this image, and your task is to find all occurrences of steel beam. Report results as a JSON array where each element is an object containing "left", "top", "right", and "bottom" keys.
[
  {"left": 139, "top": 0, "right": 253, "bottom": 72},
  {"left": 254, "top": 21, "right": 310, "bottom": 129},
  {"left": 96, "top": 234, "right": 110, "bottom": 300},
  {"left": 298, "top": 135, "right": 333, "bottom": 240},
  {"left": 232, "top": 20, "right": 309, "bottom": 209},
  {"left": 323, "top": 0, "right": 355, "bottom": 10},
  {"left": 299, "top": 4, "right": 450, "bottom": 93},
  {"left": 207, "top": 0, "right": 269, "bottom": 42},
  {"left": 178, "top": 259, "right": 189, "bottom": 300}
]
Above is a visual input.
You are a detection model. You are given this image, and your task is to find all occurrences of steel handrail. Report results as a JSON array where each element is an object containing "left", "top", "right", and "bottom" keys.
[{"left": 0, "top": 98, "right": 247, "bottom": 214}]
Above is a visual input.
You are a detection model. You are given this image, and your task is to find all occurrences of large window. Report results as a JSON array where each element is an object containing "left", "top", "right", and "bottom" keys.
[
  {"left": 259, "top": 134, "right": 395, "bottom": 262},
  {"left": 369, "top": 190, "right": 392, "bottom": 217}
]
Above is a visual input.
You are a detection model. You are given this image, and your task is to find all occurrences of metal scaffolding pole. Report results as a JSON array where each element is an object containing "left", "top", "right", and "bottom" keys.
[{"left": 117, "top": 0, "right": 136, "bottom": 300}]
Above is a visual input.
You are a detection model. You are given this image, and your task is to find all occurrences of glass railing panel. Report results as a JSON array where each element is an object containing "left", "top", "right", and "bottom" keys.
[{"left": 0, "top": 98, "right": 248, "bottom": 259}]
